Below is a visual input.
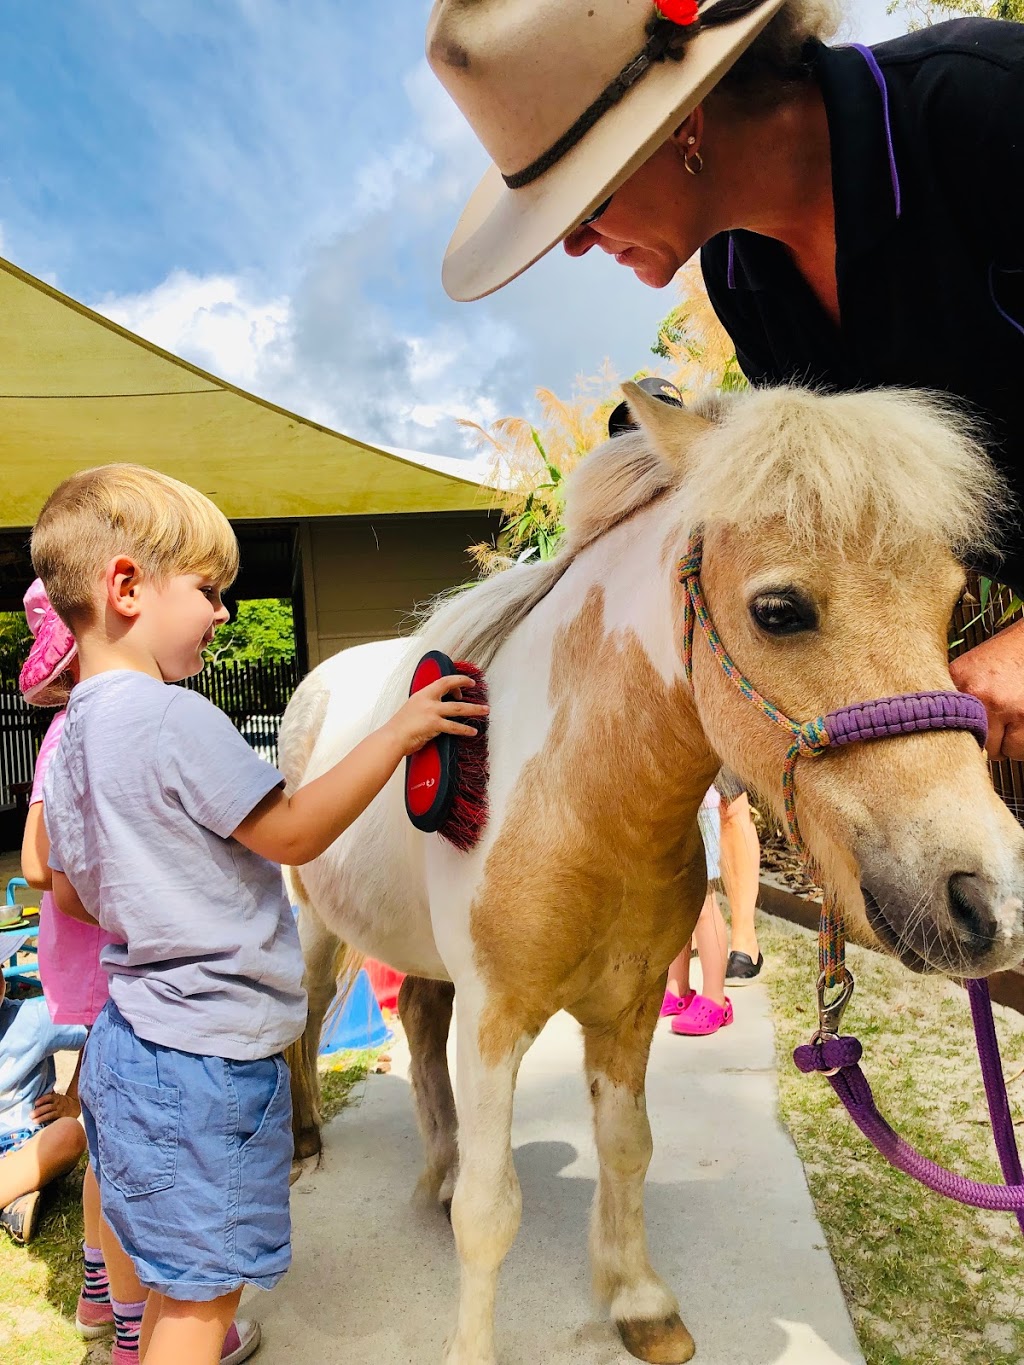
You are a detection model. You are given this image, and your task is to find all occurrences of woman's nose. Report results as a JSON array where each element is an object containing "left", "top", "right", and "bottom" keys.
[{"left": 563, "top": 225, "right": 598, "bottom": 258}]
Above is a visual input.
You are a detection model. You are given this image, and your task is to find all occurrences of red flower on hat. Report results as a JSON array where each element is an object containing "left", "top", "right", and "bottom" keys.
[{"left": 656, "top": 0, "right": 699, "bottom": 24}]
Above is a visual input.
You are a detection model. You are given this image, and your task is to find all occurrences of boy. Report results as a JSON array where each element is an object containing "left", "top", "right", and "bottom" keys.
[{"left": 32, "top": 463, "right": 486, "bottom": 1365}]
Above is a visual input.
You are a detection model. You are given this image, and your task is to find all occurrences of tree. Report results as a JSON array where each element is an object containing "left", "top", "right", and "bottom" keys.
[
  {"left": 887, "top": 0, "right": 1024, "bottom": 26},
  {"left": 0, "top": 611, "right": 33, "bottom": 679},
  {"left": 208, "top": 599, "right": 296, "bottom": 663}
]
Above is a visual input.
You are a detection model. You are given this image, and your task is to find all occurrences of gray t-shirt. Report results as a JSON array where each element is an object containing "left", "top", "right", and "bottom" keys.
[{"left": 45, "top": 671, "right": 306, "bottom": 1061}]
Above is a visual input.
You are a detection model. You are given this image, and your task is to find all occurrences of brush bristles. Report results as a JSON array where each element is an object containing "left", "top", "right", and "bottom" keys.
[{"left": 442, "top": 661, "right": 489, "bottom": 852}]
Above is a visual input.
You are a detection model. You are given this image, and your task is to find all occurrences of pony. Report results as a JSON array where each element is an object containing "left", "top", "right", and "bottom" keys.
[{"left": 280, "top": 382, "right": 1024, "bottom": 1365}]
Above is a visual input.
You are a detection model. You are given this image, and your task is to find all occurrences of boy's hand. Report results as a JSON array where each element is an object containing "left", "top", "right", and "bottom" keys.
[
  {"left": 32, "top": 1090, "right": 81, "bottom": 1123},
  {"left": 383, "top": 675, "right": 489, "bottom": 756}
]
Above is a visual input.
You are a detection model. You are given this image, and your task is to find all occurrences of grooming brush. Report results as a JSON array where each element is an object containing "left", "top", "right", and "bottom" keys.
[{"left": 404, "top": 650, "right": 489, "bottom": 851}]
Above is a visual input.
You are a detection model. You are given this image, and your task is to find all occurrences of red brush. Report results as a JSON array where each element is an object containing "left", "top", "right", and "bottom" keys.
[{"left": 405, "top": 651, "right": 489, "bottom": 851}]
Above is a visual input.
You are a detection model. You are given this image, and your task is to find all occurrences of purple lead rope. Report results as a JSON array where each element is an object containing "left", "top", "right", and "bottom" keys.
[{"left": 795, "top": 981, "right": 1024, "bottom": 1220}]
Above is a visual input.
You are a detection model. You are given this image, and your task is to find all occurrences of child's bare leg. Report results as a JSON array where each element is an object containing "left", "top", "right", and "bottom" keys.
[
  {"left": 82, "top": 1162, "right": 102, "bottom": 1248},
  {"left": 666, "top": 943, "right": 692, "bottom": 1000},
  {"left": 720, "top": 792, "right": 761, "bottom": 959},
  {"left": 692, "top": 889, "right": 728, "bottom": 1006},
  {"left": 0, "top": 1119, "right": 85, "bottom": 1206},
  {"left": 142, "top": 1288, "right": 242, "bottom": 1365},
  {"left": 99, "top": 1210, "right": 147, "bottom": 1303}
]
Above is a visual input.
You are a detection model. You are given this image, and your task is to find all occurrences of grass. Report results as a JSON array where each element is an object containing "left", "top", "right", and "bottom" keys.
[
  {"left": 757, "top": 909, "right": 1024, "bottom": 1365},
  {"left": 0, "top": 1046, "right": 380, "bottom": 1365}
]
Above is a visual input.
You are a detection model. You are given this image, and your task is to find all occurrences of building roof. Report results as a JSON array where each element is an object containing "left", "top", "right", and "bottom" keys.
[{"left": 0, "top": 255, "right": 494, "bottom": 529}]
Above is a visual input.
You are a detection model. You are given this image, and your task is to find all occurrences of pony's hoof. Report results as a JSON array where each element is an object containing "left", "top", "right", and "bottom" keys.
[
  {"left": 618, "top": 1313, "right": 695, "bottom": 1364},
  {"left": 293, "top": 1126, "right": 322, "bottom": 1161}
]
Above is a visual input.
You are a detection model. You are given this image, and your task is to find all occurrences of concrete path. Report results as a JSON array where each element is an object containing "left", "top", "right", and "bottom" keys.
[{"left": 248, "top": 977, "right": 864, "bottom": 1365}]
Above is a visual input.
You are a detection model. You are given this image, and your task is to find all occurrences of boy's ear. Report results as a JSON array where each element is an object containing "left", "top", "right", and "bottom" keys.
[{"left": 106, "top": 556, "right": 142, "bottom": 619}]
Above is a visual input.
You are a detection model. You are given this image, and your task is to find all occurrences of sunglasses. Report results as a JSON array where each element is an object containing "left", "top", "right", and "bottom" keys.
[{"left": 579, "top": 194, "right": 613, "bottom": 228}]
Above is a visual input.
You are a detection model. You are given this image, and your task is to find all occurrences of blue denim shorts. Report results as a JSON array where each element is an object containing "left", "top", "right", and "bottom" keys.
[{"left": 80, "top": 1000, "right": 293, "bottom": 1301}]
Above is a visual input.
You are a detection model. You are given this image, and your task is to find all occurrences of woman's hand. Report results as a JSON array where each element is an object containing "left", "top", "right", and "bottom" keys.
[
  {"left": 950, "top": 618, "right": 1024, "bottom": 760},
  {"left": 32, "top": 1090, "right": 81, "bottom": 1123}
]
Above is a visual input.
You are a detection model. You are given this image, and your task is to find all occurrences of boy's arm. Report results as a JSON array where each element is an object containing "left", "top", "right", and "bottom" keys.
[
  {"left": 51, "top": 871, "right": 99, "bottom": 926},
  {"left": 20, "top": 804, "right": 52, "bottom": 890},
  {"left": 233, "top": 674, "right": 486, "bottom": 866}
]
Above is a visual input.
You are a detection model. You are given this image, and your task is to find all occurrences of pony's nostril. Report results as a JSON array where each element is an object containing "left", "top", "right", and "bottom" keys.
[{"left": 948, "top": 872, "right": 996, "bottom": 941}]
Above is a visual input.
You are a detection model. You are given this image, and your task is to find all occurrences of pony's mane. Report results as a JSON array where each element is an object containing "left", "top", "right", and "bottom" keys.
[
  {"left": 679, "top": 385, "right": 1009, "bottom": 563},
  {"left": 392, "top": 385, "right": 1007, "bottom": 696}
]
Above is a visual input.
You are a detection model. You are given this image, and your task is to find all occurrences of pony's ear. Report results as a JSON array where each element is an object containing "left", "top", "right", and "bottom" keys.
[{"left": 620, "top": 381, "right": 711, "bottom": 471}]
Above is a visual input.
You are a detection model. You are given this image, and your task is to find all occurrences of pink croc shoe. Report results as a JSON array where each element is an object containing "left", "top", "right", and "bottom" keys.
[
  {"left": 670, "top": 994, "right": 733, "bottom": 1036},
  {"left": 660, "top": 989, "right": 695, "bottom": 1018}
]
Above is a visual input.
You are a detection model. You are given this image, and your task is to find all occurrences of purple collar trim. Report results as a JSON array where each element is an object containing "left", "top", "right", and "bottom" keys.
[
  {"left": 726, "top": 42, "right": 902, "bottom": 291},
  {"left": 848, "top": 43, "right": 902, "bottom": 220},
  {"left": 824, "top": 690, "right": 987, "bottom": 748}
]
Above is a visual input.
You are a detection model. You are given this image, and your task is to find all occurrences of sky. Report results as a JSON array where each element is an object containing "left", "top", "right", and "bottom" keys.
[{"left": 0, "top": 1, "right": 910, "bottom": 462}]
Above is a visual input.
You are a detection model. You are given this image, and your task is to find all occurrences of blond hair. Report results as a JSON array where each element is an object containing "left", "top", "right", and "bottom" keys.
[{"left": 32, "top": 464, "right": 239, "bottom": 626}]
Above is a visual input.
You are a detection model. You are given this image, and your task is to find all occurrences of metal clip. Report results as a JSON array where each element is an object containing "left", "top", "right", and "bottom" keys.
[{"left": 810, "top": 967, "right": 855, "bottom": 1055}]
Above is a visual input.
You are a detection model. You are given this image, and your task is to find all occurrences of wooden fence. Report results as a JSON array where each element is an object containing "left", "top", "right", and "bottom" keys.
[
  {"left": 0, "top": 684, "right": 51, "bottom": 811},
  {"left": 0, "top": 656, "right": 302, "bottom": 812}
]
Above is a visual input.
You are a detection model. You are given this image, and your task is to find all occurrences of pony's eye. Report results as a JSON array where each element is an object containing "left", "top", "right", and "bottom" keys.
[{"left": 750, "top": 592, "right": 816, "bottom": 636}]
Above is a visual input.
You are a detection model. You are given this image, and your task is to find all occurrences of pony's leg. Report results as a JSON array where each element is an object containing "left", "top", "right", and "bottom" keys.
[
  {"left": 286, "top": 894, "right": 342, "bottom": 1160},
  {"left": 398, "top": 975, "right": 459, "bottom": 1211},
  {"left": 584, "top": 989, "right": 695, "bottom": 1365},
  {"left": 444, "top": 990, "right": 533, "bottom": 1365}
]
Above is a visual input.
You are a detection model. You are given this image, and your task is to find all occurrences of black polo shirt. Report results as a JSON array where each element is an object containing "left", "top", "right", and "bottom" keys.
[{"left": 701, "top": 18, "right": 1024, "bottom": 593}]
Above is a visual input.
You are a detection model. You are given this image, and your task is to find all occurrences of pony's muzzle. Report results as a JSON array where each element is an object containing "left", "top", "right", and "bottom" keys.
[{"left": 861, "top": 861, "right": 1024, "bottom": 978}]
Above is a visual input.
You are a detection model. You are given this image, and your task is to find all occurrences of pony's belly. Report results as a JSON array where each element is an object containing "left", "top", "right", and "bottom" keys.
[{"left": 300, "top": 811, "right": 450, "bottom": 980}]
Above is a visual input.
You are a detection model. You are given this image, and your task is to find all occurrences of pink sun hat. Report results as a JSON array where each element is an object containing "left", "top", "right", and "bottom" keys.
[{"left": 19, "top": 579, "right": 77, "bottom": 707}]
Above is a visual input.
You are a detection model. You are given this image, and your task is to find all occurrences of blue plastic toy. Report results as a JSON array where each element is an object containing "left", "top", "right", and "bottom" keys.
[{"left": 319, "top": 968, "right": 392, "bottom": 1054}]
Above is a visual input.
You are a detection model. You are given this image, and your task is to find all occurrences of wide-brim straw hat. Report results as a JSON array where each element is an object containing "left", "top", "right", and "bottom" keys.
[
  {"left": 19, "top": 578, "right": 77, "bottom": 707},
  {"left": 428, "top": 0, "right": 786, "bottom": 301}
]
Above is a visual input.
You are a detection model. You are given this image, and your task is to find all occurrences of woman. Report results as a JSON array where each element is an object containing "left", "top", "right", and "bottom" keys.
[{"left": 427, "top": 0, "right": 1024, "bottom": 757}]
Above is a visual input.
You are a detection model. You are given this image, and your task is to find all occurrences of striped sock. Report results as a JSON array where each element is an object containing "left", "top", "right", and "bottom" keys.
[
  {"left": 81, "top": 1243, "right": 109, "bottom": 1304},
  {"left": 111, "top": 1298, "right": 146, "bottom": 1357}
]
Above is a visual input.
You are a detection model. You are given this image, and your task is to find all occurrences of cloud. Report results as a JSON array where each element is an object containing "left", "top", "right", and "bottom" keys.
[
  {"left": 93, "top": 262, "right": 512, "bottom": 459},
  {"left": 98, "top": 272, "right": 290, "bottom": 389},
  {"left": 90, "top": 40, "right": 675, "bottom": 462}
]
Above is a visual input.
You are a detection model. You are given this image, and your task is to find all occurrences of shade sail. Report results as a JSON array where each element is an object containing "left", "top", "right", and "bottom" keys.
[{"left": 0, "top": 255, "right": 490, "bottom": 527}]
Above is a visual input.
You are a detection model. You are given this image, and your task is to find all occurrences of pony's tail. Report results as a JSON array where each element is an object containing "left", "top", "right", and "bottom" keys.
[{"left": 286, "top": 865, "right": 366, "bottom": 1160}]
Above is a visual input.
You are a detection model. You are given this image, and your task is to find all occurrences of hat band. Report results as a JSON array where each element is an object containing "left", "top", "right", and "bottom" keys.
[{"left": 502, "top": 0, "right": 772, "bottom": 192}]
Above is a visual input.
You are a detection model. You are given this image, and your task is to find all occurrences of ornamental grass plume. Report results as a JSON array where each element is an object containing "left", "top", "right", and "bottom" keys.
[{"left": 464, "top": 264, "right": 743, "bottom": 572}]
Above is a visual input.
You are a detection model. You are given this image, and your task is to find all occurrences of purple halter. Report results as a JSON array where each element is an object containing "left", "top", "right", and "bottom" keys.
[{"left": 824, "top": 690, "right": 987, "bottom": 747}]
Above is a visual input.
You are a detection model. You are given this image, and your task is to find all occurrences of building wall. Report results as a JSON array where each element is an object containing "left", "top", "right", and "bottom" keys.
[{"left": 300, "top": 511, "right": 499, "bottom": 667}]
